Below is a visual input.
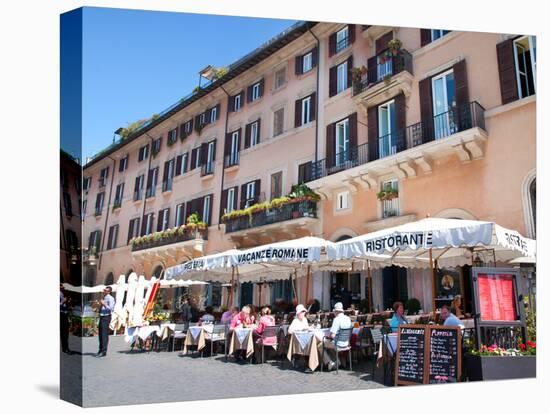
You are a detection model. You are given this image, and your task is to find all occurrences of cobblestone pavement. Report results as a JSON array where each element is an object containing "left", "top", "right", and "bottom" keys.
[{"left": 61, "top": 335, "right": 386, "bottom": 407}]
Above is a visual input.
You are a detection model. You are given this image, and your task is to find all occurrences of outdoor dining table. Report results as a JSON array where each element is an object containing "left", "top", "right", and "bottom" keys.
[
  {"left": 228, "top": 327, "right": 255, "bottom": 358},
  {"left": 286, "top": 328, "right": 330, "bottom": 371},
  {"left": 183, "top": 325, "right": 208, "bottom": 354}
]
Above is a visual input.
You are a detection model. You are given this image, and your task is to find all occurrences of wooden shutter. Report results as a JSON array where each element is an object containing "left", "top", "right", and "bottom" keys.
[
  {"left": 258, "top": 79, "right": 264, "bottom": 98},
  {"left": 157, "top": 209, "right": 164, "bottom": 232},
  {"left": 138, "top": 147, "right": 143, "bottom": 162},
  {"left": 228, "top": 95, "right": 234, "bottom": 113},
  {"left": 179, "top": 123, "right": 186, "bottom": 138},
  {"left": 328, "top": 33, "right": 336, "bottom": 57},
  {"left": 295, "top": 98, "right": 302, "bottom": 128},
  {"left": 146, "top": 169, "right": 154, "bottom": 191},
  {"left": 246, "top": 85, "right": 253, "bottom": 103},
  {"left": 453, "top": 59, "right": 469, "bottom": 109},
  {"left": 310, "top": 92, "right": 316, "bottom": 121},
  {"left": 349, "top": 112, "right": 358, "bottom": 156},
  {"left": 127, "top": 219, "right": 134, "bottom": 244},
  {"left": 420, "top": 29, "right": 432, "bottom": 47},
  {"left": 367, "top": 56, "right": 377, "bottom": 84},
  {"left": 240, "top": 184, "right": 247, "bottom": 209},
  {"left": 220, "top": 189, "right": 228, "bottom": 218},
  {"left": 162, "top": 161, "right": 169, "bottom": 183},
  {"left": 206, "top": 195, "right": 213, "bottom": 225},
  {"left": 347, "top": 55, "right": 354, "bottom": 89},
  {"left": 419, "top": 77, "right": 434, "bottom": 142},
  {"left": 188, "top": 118, "right": 194, "bottom": 133},
  {"left": 224, "top": 132, "right": 232, "bottom": 157},
  {"left": 497, "top": 38, "right": 519, "bottom": 105},
  {"left": 194, "top": 114, "right": 201, "bottom": 128},
  {"left": 367, "top": 106, "right": 379, "bottom": 161},
  {"left": 118, "top": 157, "right": 124, "bottom": 172},
  {"left": 329, "top": 66, "right": 337, "bottom": 97},
  {"left": 211, "top": 139, "right": 217, "bottom": 161},
  {"left": 134, "top": 176, "right": 140, "bottom": 193},
  {"left": 200, "top": 142, "right": 208, "bottom": 165},
  {"left": 214, "top": 103, "right": 221, "bottom": 120},
  {"left": 244, "top": 123, "right": 251, "bottom": 149},
  {"left": 349, "top": 24, "right": 356, "bottom": 44},
  {"left": 254, "top": 179, "right": 261, "bottom": 203},
  {"left": 196, "top": 197, "right": 205, "bottom": 221},
  {"left": 394, "top": 93, "right": 407, "bottom": 151},
  {"left": 191, "top": 148, "right": 198, "bottom": 168},
  {"left": 256, "top": 119, "right": 261, "bottom": 144},
  {"left": 183, "top": 152, "right": 188, "bottom": 173},
  {"left": 375, "top": 31, "right": 393, "bottom": 54},
  {"left": 175, "top": 155, "right": 182, "bottom": 176},
  {"left": 165, "top": 209, "right": 170, "bottom": 229},
  {"left": 239, "top": 91, "right": 245, "bottom": 108},
  {"left": 295, "top": 54, "right": 303, "bottom": 75},
  {"left": 312, "top": 46, "right": 318, "bottom": 67},
  {"left": 326, "top": 123, "right": 335, "bottom": 168}
]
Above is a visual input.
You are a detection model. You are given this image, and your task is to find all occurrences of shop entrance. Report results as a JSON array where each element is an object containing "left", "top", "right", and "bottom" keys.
[
  {"left": 330, "top": 272, "right": 362, "bottom": 309},
  {"left": 382, "top": 266, "right": 408, "bottom": 310},
  {"left": 240, "top": 282, "right": 253, "bottom": 307}
]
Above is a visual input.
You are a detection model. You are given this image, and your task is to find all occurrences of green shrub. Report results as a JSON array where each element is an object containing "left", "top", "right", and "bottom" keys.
[{"left": 405, "top": 298, "right": 421, "bottom": 315}]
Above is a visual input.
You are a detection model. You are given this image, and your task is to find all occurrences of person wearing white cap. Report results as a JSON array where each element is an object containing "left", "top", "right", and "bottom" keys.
[
  {"left": 288, "top": 304, "right": 311, "bottom": 334},
  {"left": 322, "top": 302, "right": 352, "bottom": 371}
]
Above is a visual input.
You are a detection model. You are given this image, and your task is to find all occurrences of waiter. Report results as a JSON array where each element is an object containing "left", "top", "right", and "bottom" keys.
[
  {"left": 96, "top": 286, "right": 115, "bottom": 357},
  {"left": 60, "top": 284, "right": 71, "bottom": 354}
]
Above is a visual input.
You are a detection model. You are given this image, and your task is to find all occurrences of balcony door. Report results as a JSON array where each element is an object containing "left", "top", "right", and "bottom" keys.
[
  {"left": 335, "top": 118, "right": 349, "bottom": 167},
  {"left": 432, "top": 69, "right": 457, "bottom": 139},
  {"left": 230, "top": 131, "right": 239, "bottom": 164},
  {"left": 378, "top": 100, "right": 396, "bottom": 158},
  {"left": 377, "top": 53, "right": 393, "bottom": 81}
]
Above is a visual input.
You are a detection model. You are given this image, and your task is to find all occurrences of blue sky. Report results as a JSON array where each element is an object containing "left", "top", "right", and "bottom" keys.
[{"left": 79, "top": 7, "right": 296, "bottom": 161}]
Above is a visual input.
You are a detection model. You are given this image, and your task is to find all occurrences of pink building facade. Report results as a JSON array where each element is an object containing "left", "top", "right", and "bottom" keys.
[{"left": 82, "top": 22, "right": 536, "bottom": 313}]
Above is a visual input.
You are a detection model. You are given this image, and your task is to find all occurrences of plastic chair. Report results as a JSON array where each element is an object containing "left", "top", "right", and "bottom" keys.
[
  {"left": 170, "top": 323, "right": 187, "bottom": 352},
  {"left": 206, "top": 324, "right": 228, "bottom": 357},
  {"left": 259, "top": 325, "right": 280, "bottom": 364},
  {"left": 323, "top": 327, "right": 353, "bottom": 374}
]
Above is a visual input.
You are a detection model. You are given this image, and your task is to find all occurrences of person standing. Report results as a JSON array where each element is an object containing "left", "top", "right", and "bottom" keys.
[
  {"left": 96, "top": 286, "right": 115, "bottom": 357},
  {"left": 60, "top": 284, "right": 71, "bottom": 354}
]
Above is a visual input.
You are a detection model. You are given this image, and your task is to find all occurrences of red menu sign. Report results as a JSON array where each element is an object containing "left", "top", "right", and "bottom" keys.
[{"left": 478, "top": 273, "right": 517, "bottom": 321}]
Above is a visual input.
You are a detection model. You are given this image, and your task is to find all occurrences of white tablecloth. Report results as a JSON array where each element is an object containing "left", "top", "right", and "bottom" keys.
[
  {"left": 234, "top": 328, "right": 253, "bottom": 345},
  {"left": 314, "top": 328, "right": 330, "bottom": 341},
  {"left": 294, "top": 331, "right": 314, "bottom": 351},
  {"left": 382, "top": 333, "right": 398, "bottom": 356},
  {"left": 124, "top": 326, "right": 159, "bottom": 343}
]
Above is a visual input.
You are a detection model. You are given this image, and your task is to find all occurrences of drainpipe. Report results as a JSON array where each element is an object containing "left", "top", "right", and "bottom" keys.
[
  {"left": 141, "top": 133, "right": 155, "bottom": 233},
  {"left": 218, "top": 86, "right": 231, "bottom": 230},
  {"left": 308, "top": 27, "right": 321, "bottom": 163},
  {"left": 98, "top": 156, "right": 116, "bottom": 270}
]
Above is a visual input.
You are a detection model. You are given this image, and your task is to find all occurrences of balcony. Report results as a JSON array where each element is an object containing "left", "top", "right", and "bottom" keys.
[
  {"left": 352, "top": 49, "right": 413, "bottom": 109},
  {"left": 224, "top": 152, "right": 240, "bottom": 171},
  {"left": 224, "top": 199, "right": 320, "bottom": 247},
  {"left": 304, "top": 102, "right": 487, "bottom": 196},
  {"left": 201, "top": 162, "right": 214, "bottom": 178},
  {"left": 131, "top": 227, "right": 208, "bottom": 266}
]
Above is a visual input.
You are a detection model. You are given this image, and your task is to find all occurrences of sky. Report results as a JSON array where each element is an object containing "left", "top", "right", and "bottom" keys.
[{"left": 77, "top": 7, "right": 296, "bottom": 162}]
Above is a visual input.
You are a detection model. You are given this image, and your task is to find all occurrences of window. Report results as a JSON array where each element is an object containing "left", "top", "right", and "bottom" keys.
[
  {"left": 250, "top": 121, "right": 259, "bottom": 146},
  {"left": 95, "top": 192, "right": 105, "bottom": 215},
  {"left": 175, "top": 203, "right": 186, "bottom": 227},
  {"left": 203, "top": 141, "right": 215, "bottom": 175},
  {"left": 302, "top": 96, "right": 311, "bottom": 125},
  {"left": 431, "top": 29, "right": 450, "bottom": 41},
  {"left": 298, "top": 161, "right": 312, "bottom": 184},
  {"left": 337, "top": 60, "right": 348, "bottom": 94},
  {"left": 514, "top": 36, "right": 536, "bottom": 99},
  {"left": 234, "top": 93, "right": 241, "bottom": 111},
  {"left": 381, "top": 180, "right": 399, "bottom": 218},
  {"left": 114, "top": 183, "right": 124, "bottom": 207},
  {"left": 167, "top": 128, "right": 177, "bottom": 145},
  {"left": 107, "top": 224, "right": 119, "bottom": 250},
  {"left": 82, "top": 199, "right": 87, "bottom": 219},
  {"left": 273, "top": 108, "right": 284, "bottom": 137},
  {"left": 142, "top": 213, "right": 154, "bottom": 236},
  {"left": 274, "top": 67, "right": 286, "bottom": 90},
  {"left": 302, "top": 51, "right": 313, "bottom": 73},
  {"left": 378, "top": 100, "right": 396, "bottom": 158},
  {"left": 336, "top": 26, "right": 349, "bottom": 53},
  {"left": 432, "top": 69, "right": 457, "bottom": 139},
  {"left": 88, "top": 230, "right": 101, "bottom": 253},
  {"left": 207, "top": 283, "right": 222, "bottom": 308},
  {"left": 152, "top": 138, "right": 162, "bottom": 155},
  {"left": 146, "top": 167, "right": 158, "bottom": 198},
  {"left": 192, "top": 147, "right": 201, "bottom": 170},
  {"left": 203, "top": 195, "right": 211, "bottom": 225},
  {"left": 65, "top": 230, "right": 79, "bottom": 252},
  {"left": 199, "top": 112, "right": 206, "bottom": 126},
  {"left": 252, "top": 82, "right": 261, "bottom": 101},
  {"left": 119, "top": 155, "right": 128, "bottom": 172},
  {"left": 128, "top": 217, "right": 140, "bottom": 243},
  {"left": 337, "top": 191, "right": 350, "bottom": 211},
  {"left": 157, "top": 208, "right": 170, "bottom": 232},
  {"left": 335, "top": 118, "right": 349, "bottom": 166},
  {"left": 138, "top": 144, "right": 149, "bottom": 162},
  {"left": 245, "top": 182, "right": 256, "bottom": 207},
  {"left": 99, "top": 167, "right": 109, "bottom": 187},
  {"left": 226, "top": 188, "right": 235, "bottom": 214},
  {"left": 83, "top": 177, "right": 91, "bottom": 191},
  {"left": 270, "top": 172, "right": 283, "bottom": 200},
  {"left": 176, "top": 153, "right": 188, "bottom": 176},
  {"left": 186, "top": 120, "right": 193, "bottom": 133},
  {"left": 210, "top": 106, "right": 217, "bottom": 123},
  {"left": 163, "top": 159, "right": 175, "bottom": 192},
  {"left": 134, "top": 175, "right": 144, "bottom": 200},
  {"left": 63, "top": 192, "right": 72, "bottom": 217}
]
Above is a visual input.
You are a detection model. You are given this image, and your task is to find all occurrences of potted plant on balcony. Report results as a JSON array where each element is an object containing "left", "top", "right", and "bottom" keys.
[
  {"left": 377, "top": 186, "right": 399, "bottom": 201},
  {"left": 351, "top": 65, "right": 367, "bottom": 85},
  {"left": 388, "top": 38, "right": 402, "bottom": 56}
]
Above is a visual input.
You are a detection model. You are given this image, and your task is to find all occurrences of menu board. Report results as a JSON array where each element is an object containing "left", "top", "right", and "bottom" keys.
[
  {"left": 395, "top": 325, "right": 427, "bottom": 385},
  {"left": 428, "top": 327, "right": 461, "bottom": 384},
  {"left": 478, "top": 273, "right": 517, "bottom": 321}
]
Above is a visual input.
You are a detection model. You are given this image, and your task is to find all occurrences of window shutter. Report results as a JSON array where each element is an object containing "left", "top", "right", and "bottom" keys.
[
  {"left": 189, "top": 118, "right": 194, "bottom": 132},
  {"left": 146, "top": 169, "right": 154, "bottom": 191},
  {"left": 420, "top": 29, "right": 432, "bottom": 47},
  {"left": 349, "top": 112, "right": 358, "bottom": 153},
  {"left": 118, "top": 157, "right": 124, "bottom": 172},
  {"left": 246, "top": 85, "right": 253, "bottom": 103},
  {"left": 127, "top": 219, "right": 134, "bottom": 244},
  {"left": 254, "top": 179, "right": 261, "bottom": 202},
  {"left": 175, "top": 155, "right": 182, "bottom": 176},
  {"left": 237, "top": 128, "right": 242, "bottom": 150},
  {"left": 295, "top": 54, "right": 303, "bottom": 75},
  {"left": 419, "top": 77, "right": 434, "bottom": 142},
  {"left": 258, "top": 78, "right": 264, "bottom": 98},
  {"left": 239, "top": 91, "right": 245, "bottom": 108},
  {"left": 140, "top": 215, "right": 147, "bottom": 236},
  {"left": 329, "top": 66, "right": 337, "bottom": 97},
  {"left": 295, "top": 98, "right": 302, "bottom": 128},
  {"left": 134, "top": 176, "right": 139, "bottom": 193},
  {"left": 224, "top": 133, "right": 232, "bottom": 156},
  {"left": 349, "top": 24, "right": 356, "bottom": 44},
  {"left": 200, "top": 143, "right": 208, "bottom": 165},
  {"left": 326, "top": 123, "right": 335, "bottom": 168},
  {"left": 215, "top": 103, "right": 221, "bottom": 120},
  {"left": 312, "top": 47, "right": 318, "bottom": 67},
  {"left": 184, "top": 201, "right": 191, "bottom": 223},
  {"left": 228, "top": 95, "right": 234, "bottom": 113},
  {"left": 211, "top": 139, "right": 217, "bottom": 161},
  {"left": 183, "top": 152, "right": 188, "bottom": 172},
  {"left": 453, "top": 59, "right": 469, "bottom": 109},
  {"left": 157, "top": 210, "right": 164, "bottom": 232},
  {"left": 496, "top": 38, "right": 519, "bottom": 105},
  {"left": 196, "top": 197, "right": 205, "bottom": 221},
  {"left": 220, "top": 189, "right": 228, "bottom": 218},
  {"left": 255, "top": 120, "right": 261, "bottom": 144},
  {"left": 95, "top": 230, "right": 102, "bottom": 252},
  {"left": 310, "top": 92, "right": 316, "bottom": 121},
  {"left": 232, "top": 186, "right": 239, "bottom": 211},
  {"left": 347, "top": 55, "right": 354, "bottom": 88},
  {"left": 244, "top": 123, "right": 251, "bottom": 149},
  {"left": 162, "top": 161, "right": 169, "bottom": 183},
  {"left": 394, "top": 93, "right": 407, "bottom": 151},
  {"left": 194, "top": 114, "right": 201, "bottom": 127},
  {"left": 375, "top": 31, "right": 393, "bottom": 54},
  {"left": 328, "top": 33, "right": 336, "bottom": 57},
  {"left": 138, "top": 147, "right": 143, "bottom": 162},
  {"left": 165, "top": 209, "right": 170, "bottom": 229},
  {"left": 107, "top": 227, "right": 113, "bottom": 250},
  {"left": 368, "top": 106, "right": 379, "bottom": 161},
  {"left": 367, "top": 55, "right": 377, "bottom": 84},
  {"left": 179, "top": 123, "right": 186, "bottom": 138},
  {"left": 191, "top": 148, "right": 198, "bottom": 168},
  {"left": 240, "top": 184, "right": 247, "bottom": 209},
  {"left": 206, "top": 195, "right": 213, "bottom": 225}
]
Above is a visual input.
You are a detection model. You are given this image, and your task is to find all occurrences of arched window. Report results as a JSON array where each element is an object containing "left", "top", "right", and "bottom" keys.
[
  {"left": 153, "top": 265, "right": 164, "bottom": 278},
  {"left": 104, "top": 272, "right": 114, "bottom": 286}
]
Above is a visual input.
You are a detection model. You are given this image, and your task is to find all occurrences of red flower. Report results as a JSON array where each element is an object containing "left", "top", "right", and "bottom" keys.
[
  {"left": 519, "top": 343, "right": 526, "bottom": 351},
  {"left": 527, "top": 341, "right": 536, "bottom": 348}
]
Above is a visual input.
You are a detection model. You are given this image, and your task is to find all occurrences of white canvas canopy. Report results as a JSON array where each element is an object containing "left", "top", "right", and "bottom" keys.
[{"left": 327, "top": 217, "right": 536, "bottom": 267}]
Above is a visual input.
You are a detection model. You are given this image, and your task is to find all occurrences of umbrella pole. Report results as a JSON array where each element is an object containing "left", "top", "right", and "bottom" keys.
[
  {"left": 430, "top": 248, "right": 437, "bottom": 317},
  {"left": 367, "top": 260, "right": 373, "bottom": 313},
  {"left": 229, "top": 267, "right": 235, "bottom": 308},
  {"left": 305, "top": 265, "right": 311, "bottom": 304},
  {"left": 292, "top": 270, "right": 299, "bottom": 305}
]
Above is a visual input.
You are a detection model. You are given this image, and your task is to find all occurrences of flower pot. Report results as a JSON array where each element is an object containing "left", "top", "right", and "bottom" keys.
[{"left": 464, "top": 355, "right": 536, "bottom": 381}]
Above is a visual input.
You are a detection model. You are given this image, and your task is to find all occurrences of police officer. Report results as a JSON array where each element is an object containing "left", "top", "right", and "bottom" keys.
[{"left": 96, "top": 286, "right": 115, "bottom": 357}]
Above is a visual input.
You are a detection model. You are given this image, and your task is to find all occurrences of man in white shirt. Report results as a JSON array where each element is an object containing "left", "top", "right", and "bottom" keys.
[
  {"left": 440, "top": 305, "right": 465, "bottom": 328},
  {"left": 322, "top": 302, "right": 352, "bottom": 371}
]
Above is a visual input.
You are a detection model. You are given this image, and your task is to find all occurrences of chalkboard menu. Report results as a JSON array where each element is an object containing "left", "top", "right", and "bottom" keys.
[
  {"left": 395, "top": 325, "right": 427, "bottom": 385},
  {"left": 395, "top": 325, "right": 462, "bottom": 385},
  {"left": 428, "top": 326, "right": 461, "bottom": 383}
]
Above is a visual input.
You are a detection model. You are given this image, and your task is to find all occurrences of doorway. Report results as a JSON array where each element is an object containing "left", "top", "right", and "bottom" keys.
[
  {"left": 240, "top": 282, "right": 253, "bottom": 308},
  {"left": 382, "top": 266, "right": 408, "bottom": 310}
]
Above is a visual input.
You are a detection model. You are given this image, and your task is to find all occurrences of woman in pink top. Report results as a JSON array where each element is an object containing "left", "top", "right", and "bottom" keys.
[
  {"left": 230, "top": 305, "right": 253, "bottom": 330},
  {"left": 253, "top": 307, "right": 277, "bottom": 363}
]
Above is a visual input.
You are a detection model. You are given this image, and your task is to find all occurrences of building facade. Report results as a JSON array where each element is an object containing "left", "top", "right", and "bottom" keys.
[{"left": 82, "top": 22, "right": 536, "bottom": 313}]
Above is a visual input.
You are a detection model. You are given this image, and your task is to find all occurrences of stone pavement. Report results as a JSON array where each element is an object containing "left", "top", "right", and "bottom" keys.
[{"left": 61, "top": 334, "right": 386, "bottom": 407}]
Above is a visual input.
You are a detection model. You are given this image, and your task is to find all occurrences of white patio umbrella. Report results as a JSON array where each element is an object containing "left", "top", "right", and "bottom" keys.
[
  {"left": 123, "top": 273, "right": 138, "bottom": 326},
  {"left": 109, "top": 274, "right": 127, "bottom": 331},
  {"left": 130, "top": 275, "right": 147, "bottom": 327}
]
